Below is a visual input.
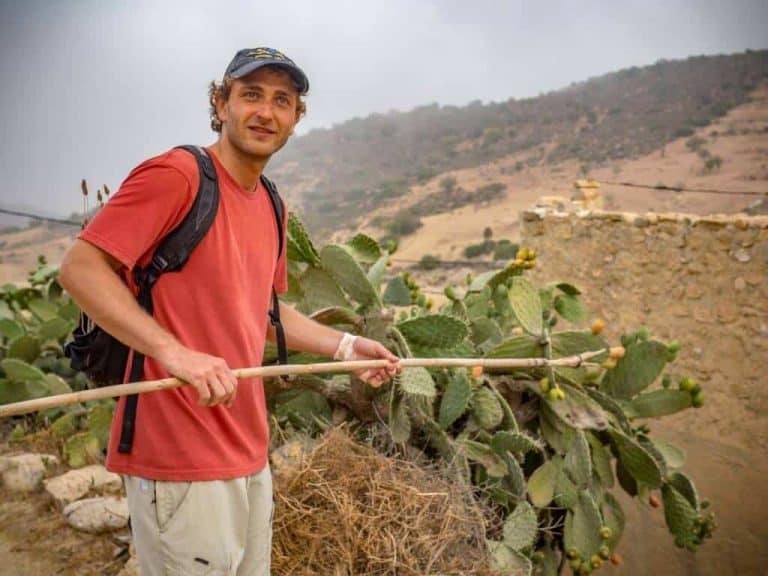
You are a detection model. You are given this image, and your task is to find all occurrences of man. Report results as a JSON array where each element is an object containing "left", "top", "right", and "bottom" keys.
[{"left": 59, "top": 47, "right": 400, "bottom": 575}]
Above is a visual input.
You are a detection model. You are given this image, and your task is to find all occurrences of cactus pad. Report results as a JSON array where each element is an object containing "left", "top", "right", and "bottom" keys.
[
  {"left": 527, "top": 456, "right": 562, "bottom": 507},
  {"left": 471, "top": 387, "right": 504, "bottom": 430},
  {"left": 287, "top": 212, "right": 321, "bottom": 265},
  {"left": 601, "top": 340, "right": 669, "bottom": 399},
  {"left": 662, "top": 483, "right": 698, "bottom": 545},
  {"left": 345, "top": 233, "right": 382, "bottom": 264},
  {"left": 399, "top": 367, "right": 437, "bottom": 398},
  {"left": 564, "top": 492, "right": 604, "bottom": 560},
  {"left": 628, "top": 389, "right": 692, "bottom": 418},
  {"left": 299, "top": 267, "right": 350, "bottom": 311},
  {"left": 389, "top": 395, "right": 411, "bottom": 444},
  {"left": 438, "top": 371, "right": 471, "bottom": 428},
  {"left": 382, "top": 276, "right": 412, "bottom": 306},
  {"left": 503, "top": 501, "right": 538, "bottom": 551},
  {"left": 320, "top": 244, "right": 380, "bottom": 307},
  {"left": 395, "top": 314, "right": 468, "bottom": 349},
  {"left": 508, "top": 277, "right": 544, "bottom": 336},
  {"left": 564, "top": 430, "right": 592, "bottom": 489},
  {"left": 609, "top": 429, "right": 662, "bottom": 488},
  {"left": 7, "top": 335, "right": 41, "bottom": 363}
]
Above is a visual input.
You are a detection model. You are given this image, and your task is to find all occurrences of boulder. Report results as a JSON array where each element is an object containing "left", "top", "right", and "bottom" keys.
[
  {"left": 63, "top": 496, "right": 129, "bottom": 533},
  {"left": 0, "top": 453, "right": 59, "bottom": 492},
  {"left": 44, "top": 464, "right": 123, "bottom": 509}
]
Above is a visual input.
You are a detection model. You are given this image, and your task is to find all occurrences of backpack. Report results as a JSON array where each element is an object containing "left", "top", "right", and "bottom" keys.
[{"left": 64, "top": 145, "right": 287, "bottom": 453}]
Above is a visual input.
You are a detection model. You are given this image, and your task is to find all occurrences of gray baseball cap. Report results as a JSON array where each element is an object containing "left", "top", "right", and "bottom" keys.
[{"left": 224, "top": 47, "right": 309, "bottom": 94}]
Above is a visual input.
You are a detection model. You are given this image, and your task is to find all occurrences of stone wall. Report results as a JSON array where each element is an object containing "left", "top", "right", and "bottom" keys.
[{"left": 521, "top": 203, "right": 768, "bottom": 576}]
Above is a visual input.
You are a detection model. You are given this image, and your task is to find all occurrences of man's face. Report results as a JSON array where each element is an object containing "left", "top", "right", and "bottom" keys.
[{"left": 216, "top": 66, "right": 300, "bottom": 160}]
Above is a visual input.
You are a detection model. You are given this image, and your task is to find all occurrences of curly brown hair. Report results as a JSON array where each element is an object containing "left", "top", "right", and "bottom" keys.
[{"left": 208, "top": 72, "right": 307, "bottom": 133}]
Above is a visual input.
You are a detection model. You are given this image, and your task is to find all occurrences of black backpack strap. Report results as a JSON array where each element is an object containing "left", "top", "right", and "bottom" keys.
[
  {"left": 118, "top": 145, "right": 220, "bottom": 454},
  {"left": 260, "top": 174, "right": 288, "bottom": 367}
]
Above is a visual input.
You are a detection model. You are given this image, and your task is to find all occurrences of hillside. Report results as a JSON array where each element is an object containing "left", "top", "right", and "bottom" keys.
[
  {"left": 270, "top": 50, "right": 768, "bottom": 234},
  {"left": 1, "top": 50, "right": 767, "bottom": 283}
]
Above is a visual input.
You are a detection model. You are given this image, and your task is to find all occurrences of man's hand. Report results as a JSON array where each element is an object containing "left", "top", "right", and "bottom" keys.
[
  {"left": 156, "top": 344, "right": 238, "bottom": 407},
  {"left": 348, "top": 336, "right": 401, "bottom": 388}
]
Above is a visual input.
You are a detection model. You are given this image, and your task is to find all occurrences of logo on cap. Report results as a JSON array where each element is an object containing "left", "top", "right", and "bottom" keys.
[{"left": 248, "top": 48, "right": 290, "bottom": 62}]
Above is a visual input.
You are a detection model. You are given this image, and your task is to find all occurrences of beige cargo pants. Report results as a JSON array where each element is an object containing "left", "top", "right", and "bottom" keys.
[{"left": 123, "top": 465, "right": 273, "bottom": 576}]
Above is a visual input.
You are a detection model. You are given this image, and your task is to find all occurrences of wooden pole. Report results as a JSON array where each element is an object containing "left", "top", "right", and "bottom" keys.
[{"left": 0, "top": 348, "right": 615, "bottom": 418}]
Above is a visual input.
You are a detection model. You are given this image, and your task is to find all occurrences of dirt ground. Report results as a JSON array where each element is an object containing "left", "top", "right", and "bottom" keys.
[{"left": 0, "top": 487, "right": 127, "bottom": 575}]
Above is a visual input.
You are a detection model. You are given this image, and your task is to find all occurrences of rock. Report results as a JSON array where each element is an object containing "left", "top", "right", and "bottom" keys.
[
  {"left": 44, "top": 465, "right": 123, "bottom": 509},
  {"left": 117, "top": 555, "right": 141, "bottom": 576},
  {"left": 734, "top": 277, "right": 747, "bottom": 292},
  {"left": 0, "top": 453, "right": 59, "bottom": 492},
  {"left": 685, "top": 284, "right": 703, "bottom": 299},
  {"left": 733, "top": 248, "right": 751, "bottom": 263},
  {"left": 63, "top": 496, "right": 129, "bottom": 533}
]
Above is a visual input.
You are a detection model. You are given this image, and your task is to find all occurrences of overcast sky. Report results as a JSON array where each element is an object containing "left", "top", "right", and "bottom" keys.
[{"left": 0, "top": 0, "right": 766, "bottom": 220}]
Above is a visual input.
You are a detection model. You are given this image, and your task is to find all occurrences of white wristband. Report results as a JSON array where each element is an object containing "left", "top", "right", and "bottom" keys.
[{"left": 333, "top": 332, "right": 358, "bottom": 361}]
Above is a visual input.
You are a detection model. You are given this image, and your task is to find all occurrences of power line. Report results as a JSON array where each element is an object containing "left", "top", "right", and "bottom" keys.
[
  {"left": 597, "top": 180, "right": 767, "bottom": 197},
  {"left": 0, "top": 207, "right": 81, "bottom": 227}
]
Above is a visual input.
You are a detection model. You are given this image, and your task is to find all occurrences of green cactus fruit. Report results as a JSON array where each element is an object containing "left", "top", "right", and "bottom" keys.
[
  {"left": 539, "top": 377, "right": 550, "bottom": 393},
  {"left": 570, "top": 558, "right": 582, "bottom": 571},
  {"left": 444, "top": 286, "right": 457, "bottom": 300},
  {"left": 667, "top": 340, "right": 681, "bottom": 354},
  {"left": 662, "top": 374, "right": 672, "bottom": 388},
  {"left": 599, "top": 526, "right": 613, "bottom": 540},
  {"left": 691, "top": 392, "right": 704, "bottom": 408},
  {"left": 599, "top": 545, "right": 610, "bottom": 560},
  {"left": 679, "top": 377, "right": 696, "bottom": 392},
  {"left": 690, "top": 383, "right": 702, "bottom": 395},
  {"left": 566, "top": 548, "right": 580, "bottom": 560},
  {"left": 636, "top": 327, "right": 650, "bottom": 341}
]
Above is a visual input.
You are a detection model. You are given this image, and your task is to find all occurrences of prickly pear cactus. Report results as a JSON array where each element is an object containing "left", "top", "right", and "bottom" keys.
[{"left": 7, "top": 216, "right": 715, "bottom": 573}]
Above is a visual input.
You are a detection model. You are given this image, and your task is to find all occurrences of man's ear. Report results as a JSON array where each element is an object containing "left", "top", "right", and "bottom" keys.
[{"left": 215, "top": 93, "right": 228, "bottom": 125}]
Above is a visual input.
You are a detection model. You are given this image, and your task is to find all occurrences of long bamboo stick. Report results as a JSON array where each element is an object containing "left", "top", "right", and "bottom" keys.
[{"left": 0, "top": 348, "right": 615, "bottom": 418}]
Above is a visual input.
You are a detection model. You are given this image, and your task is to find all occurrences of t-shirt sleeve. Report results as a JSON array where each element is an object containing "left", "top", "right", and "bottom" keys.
[
  {"left": 80, "top": 158, "right": 196, "bottom": 270},
  {"left": 272, "top": 202, "right": 289, "bottom": 294}
]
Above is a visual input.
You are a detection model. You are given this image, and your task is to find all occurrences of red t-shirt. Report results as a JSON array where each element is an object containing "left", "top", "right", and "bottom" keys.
[{"left": 80, "top": 147, "right": 287, "bottom": 481}]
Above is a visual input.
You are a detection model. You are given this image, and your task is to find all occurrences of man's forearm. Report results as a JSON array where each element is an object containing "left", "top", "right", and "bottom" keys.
[
  {"left": 266, "top": 301, "right": 343, "bottom": 358},
  {"left": 59, "top": 239, "right": 182, "bottom": 361}
]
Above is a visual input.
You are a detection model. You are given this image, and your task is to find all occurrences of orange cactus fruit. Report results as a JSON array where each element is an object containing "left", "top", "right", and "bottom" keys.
[
  {"left": 608, "top": 346, "right": 625, "bottom": 359},
  {"left": 471, "top": 366, "right": 483, "bottom": 377},
  {"left": 591, "top": 319, "right": 605, "bottom": 335}
]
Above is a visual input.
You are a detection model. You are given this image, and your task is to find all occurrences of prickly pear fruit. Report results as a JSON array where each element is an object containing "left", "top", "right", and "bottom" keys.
[
  {"left": 591, "top": 319, "right": 605, "bottom": 335},
  {"left": 679, "top": 377, "right": 696, "bottom": 392},
  {"left": 667, "top": 340, "right": 681, "bottom": 354}
]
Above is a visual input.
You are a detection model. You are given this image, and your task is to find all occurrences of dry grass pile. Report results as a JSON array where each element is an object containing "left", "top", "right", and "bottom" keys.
[{"left": 271, "top": 429, "right": 496, "bottom": 576}]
